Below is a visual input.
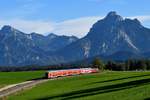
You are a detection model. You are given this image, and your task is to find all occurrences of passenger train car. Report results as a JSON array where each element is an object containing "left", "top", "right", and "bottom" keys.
[{"left": 46, "top": 68, "right": 99, "bottom": 79}]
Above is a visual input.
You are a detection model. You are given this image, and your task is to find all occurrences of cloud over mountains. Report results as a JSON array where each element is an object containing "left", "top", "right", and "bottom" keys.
[{"left": 0, "top": 15, "right": 150, "bottom": 38}]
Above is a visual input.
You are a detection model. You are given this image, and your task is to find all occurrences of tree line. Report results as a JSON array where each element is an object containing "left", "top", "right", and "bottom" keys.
[
  {"left": 0, "top": 64, "right": 89, "bottom": 72},
  {"left": 92, "top": 58, "right": 150, "bottom": 71},
  {"left": 1, "top": 58, "right": 150, "bottom": 72}
]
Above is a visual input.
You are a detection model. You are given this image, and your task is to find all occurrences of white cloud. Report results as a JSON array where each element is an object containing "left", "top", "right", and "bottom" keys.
[
  {"left": 0, "top": 15, "right": 150, "bottom": 38},
  {"left": 128, "top": 15, "right": 150, "bottom": 22},
  {"left": 53, "top": 16, "right": 103, "bottom": 37},
  {"left": 0, "top": 19, "right": 54, "bottom": 34},
  {"left": 0, "top": 16, "right": 103, "bottom": 38}
]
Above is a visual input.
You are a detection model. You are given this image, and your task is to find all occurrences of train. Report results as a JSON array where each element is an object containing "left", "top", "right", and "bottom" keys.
[{"left": 46, "top": 68, "right": 99, "bottom": 79}]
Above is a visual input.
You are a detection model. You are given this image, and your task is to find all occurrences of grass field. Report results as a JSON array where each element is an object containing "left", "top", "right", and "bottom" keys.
[
  {"left": 7, "top": 71, "right": 150, "bottom": 100},
  {"left": 0, "top": 71, "right": 45, "bottom": 88}
]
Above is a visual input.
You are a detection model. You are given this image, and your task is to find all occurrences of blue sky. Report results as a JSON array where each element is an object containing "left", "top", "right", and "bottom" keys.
[{"left": 0, "top": 0, "right": 150, "bottom": 37}]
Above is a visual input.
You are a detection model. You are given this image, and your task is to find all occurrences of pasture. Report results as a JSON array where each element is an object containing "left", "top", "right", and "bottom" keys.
[
  {"left": 0, "top": 71, "right": 45, "bottom": 88},
  {"left": 7, "top": 71, "right": 150, "bottom": 100}
]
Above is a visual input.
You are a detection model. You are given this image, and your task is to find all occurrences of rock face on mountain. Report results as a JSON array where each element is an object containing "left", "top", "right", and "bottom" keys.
[
  {"left": 31, "top": 32, "right": 78, "bottom": 52},
  {"left": 58, "top": 11, "right": 150, "bottom": 62},
  {"left": 0, "top": 25, "right": 78, "bottom": 66}
]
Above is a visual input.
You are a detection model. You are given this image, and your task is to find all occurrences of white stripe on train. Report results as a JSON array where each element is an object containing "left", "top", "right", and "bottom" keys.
[{"left": 46, "top": 68, "right": 99, "bottom": 78}]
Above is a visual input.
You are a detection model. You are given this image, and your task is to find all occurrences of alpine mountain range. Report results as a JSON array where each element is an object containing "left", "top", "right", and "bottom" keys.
[{"left": 0, "top": 11, "right": 150, "bottom": 66}]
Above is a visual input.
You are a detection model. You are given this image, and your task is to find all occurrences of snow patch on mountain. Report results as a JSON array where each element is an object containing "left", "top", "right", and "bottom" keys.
[{"left": 83, "top": 42, "right": 91, "bottom": 58}]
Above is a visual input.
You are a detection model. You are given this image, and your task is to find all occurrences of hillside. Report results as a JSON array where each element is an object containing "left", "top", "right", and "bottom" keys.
[
  {"left": 8, "top": 71, "right": 150, "bottom": 100},
  {"left": 0, "top": 71, "right": 45, "bottom": 88}
]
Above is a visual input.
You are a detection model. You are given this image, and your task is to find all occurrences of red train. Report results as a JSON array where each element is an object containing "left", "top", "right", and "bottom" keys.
[{"left": 46, "top": 68, "right": 99, "bottom": 78}]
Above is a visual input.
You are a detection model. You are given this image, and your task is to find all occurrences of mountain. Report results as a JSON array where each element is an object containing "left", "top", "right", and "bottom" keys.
[
  {"left": 104, "top": 51, "right": 143, "bottom": 61},
  {"left": 31, "top": 32, "right": 78, "bottom": 52},
  {"left": 1, "top": 11, "right": 150, "bottom": 66},
  {"left": 0, "top": 25, "right": 78, "bottom": 66},
  {"left": 57, "top": 11, "right": 150, "bottom": 63}
]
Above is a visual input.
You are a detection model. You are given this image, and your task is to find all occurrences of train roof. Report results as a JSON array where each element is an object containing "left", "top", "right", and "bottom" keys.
[{"left": 47, "top": 68, "right": 95, "bottom": 72}]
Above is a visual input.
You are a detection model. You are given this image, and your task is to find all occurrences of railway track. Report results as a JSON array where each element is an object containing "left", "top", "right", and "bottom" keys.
[
  {"left": 0, "top": 71, "right": 98, "bottom": 99},
  {"left": 0, "top": 78, "right": 50, "bottom": 99}
]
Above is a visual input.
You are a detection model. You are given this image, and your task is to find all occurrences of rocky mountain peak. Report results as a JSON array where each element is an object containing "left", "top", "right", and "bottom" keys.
[
  {"left": 47, "top": 33, "right": 58, "bottom": 39},
  {"left": 1, "top": 25, "right": 16, "bottom": 33},
  {"left": 0, "top": 25, "right": 23, "bottom": 37},
  {"left": 105, "top": 11, "right": 123, "bottom": 22},
  {"left": 133, "top": 18, "right": 141, "bottom": 25},
  {"left": 107, "top": 11, "right": 117, "bottom": 16}
]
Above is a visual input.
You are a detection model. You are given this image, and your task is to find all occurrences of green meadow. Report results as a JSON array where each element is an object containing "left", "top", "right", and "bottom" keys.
[
  {"left": 0, "top": 71, "right": 45, "bottom": 88},
  {"left": 7, "top": 71, "right": 150, "bottom": 100}
]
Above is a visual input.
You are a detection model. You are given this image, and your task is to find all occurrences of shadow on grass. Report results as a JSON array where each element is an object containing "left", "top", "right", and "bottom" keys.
[
  {"left": 27, "top": 77, "right": 46, "bottom": 81},
  {"left": 145, "top": 97, "right": 150, "bottom": 100},
  {"left": 87, "top": 74, "right": 150, "bottom": 85},
  {"left": 37, "top": 77, "right": 150, "bottom": 100}
]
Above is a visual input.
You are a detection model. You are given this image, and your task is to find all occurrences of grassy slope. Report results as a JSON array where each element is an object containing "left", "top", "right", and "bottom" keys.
[
  {"left": 0, "top": 71, "right": 45, "bottom": 88},
  {"left": 8, "top": 71, "right": 150, "bottom": 100}
]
